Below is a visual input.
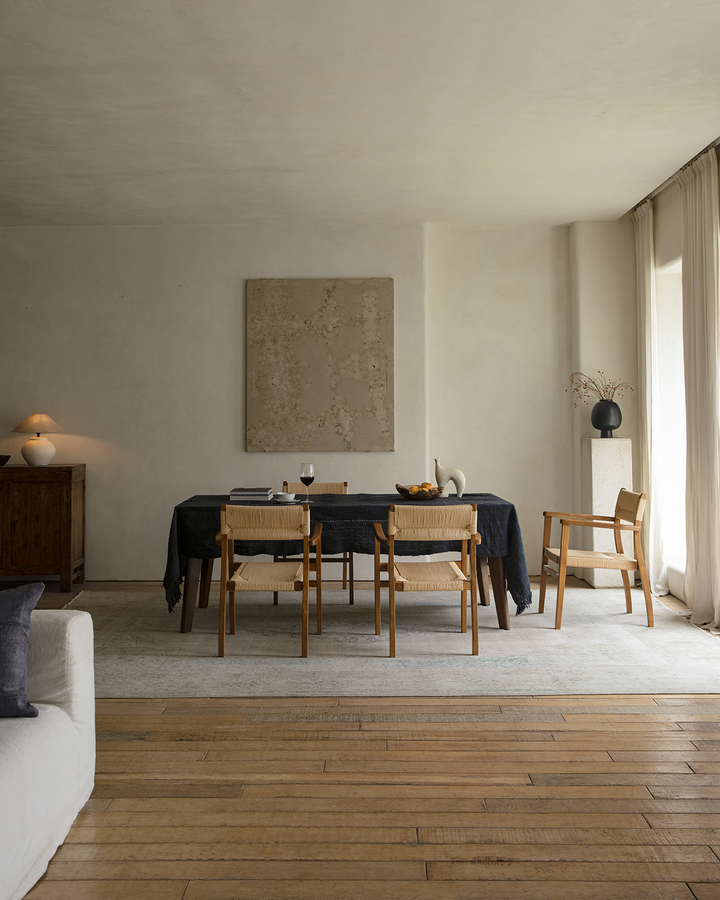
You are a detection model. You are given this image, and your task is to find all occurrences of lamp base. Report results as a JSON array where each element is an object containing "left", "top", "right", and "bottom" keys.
[{"left": 21, "top": 437, "right": 56, "bottom": 466}]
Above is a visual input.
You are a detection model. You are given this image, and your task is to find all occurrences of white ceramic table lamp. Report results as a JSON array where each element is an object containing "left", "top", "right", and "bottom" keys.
[{"left": 12, "top": 413, "right": 64, "bottom": 466}]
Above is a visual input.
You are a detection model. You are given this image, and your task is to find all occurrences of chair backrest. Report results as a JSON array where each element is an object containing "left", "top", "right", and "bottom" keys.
[
  {"left": 614, "top": 489, "right": 647, "bottom": 525},
  {"left": 283, "top": 481, "right": 348, "bottom": 495},
  {"left": 388, "top": 504, "right": 477, "bottom": 542},
  {"left": 221, "top": 504, "right": 310, "bottom": 540}
]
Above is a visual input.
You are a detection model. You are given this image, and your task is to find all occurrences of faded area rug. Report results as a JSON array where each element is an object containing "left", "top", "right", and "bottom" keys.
[{"left": 67, "top": 587, "right": 720, "bottom": 697}]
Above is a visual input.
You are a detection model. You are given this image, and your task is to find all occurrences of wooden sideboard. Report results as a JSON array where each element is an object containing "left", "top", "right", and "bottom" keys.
[{"left": 0, "top": 464, "right": 85, "bottom": 591}]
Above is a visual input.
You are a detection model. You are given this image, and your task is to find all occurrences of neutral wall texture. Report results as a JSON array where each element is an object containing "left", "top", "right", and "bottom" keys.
[
  {"left": 426, "top": 223, "right": 573, "bottom": 573},
  {"left": 1, "top": 219, "right": 636, "bottom": 583},
  {"left": 0, "top": 223, "right": 426, "bottom": 580},
  {"left": 569, "top": 219, "right": 640, "bottom": 511}
]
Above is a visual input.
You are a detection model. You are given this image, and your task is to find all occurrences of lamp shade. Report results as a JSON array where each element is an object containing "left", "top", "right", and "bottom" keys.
[{"left": 12, "top": 414, "right": 64, "bottom": 435}]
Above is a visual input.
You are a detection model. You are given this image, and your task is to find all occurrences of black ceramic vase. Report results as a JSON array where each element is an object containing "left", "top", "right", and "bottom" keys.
[{"left": 591, "top": 399, "right": 622, "bottom": 438}]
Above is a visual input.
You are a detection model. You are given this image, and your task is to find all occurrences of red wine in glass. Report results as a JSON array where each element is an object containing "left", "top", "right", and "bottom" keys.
[{"left": 300, "top": 463, "right": 314, "bottom": 502}]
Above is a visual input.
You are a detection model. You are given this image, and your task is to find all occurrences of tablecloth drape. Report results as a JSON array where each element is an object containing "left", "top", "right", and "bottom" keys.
[{"left": 163, "top": 492, "right": 533, "bottom": 615}]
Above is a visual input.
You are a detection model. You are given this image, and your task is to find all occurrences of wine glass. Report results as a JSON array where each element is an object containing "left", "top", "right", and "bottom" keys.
[{"left": 299, "top": 462, "right": 314, "bottom": 503}]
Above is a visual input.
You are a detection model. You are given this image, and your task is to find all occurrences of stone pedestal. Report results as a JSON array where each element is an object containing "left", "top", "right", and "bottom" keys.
[{"left": 580, "top": 438, "right": 633, "bottom": 587}]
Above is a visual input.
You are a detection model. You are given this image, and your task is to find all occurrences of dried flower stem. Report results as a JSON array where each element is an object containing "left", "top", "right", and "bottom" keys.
[{"left": 567, "top": 370, "right": 634, "bottom": 407}]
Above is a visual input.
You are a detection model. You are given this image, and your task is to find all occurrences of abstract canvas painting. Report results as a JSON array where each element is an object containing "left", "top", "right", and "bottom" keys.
[{"left": 246, "top": 278, "right": 394, "bottom": 451}]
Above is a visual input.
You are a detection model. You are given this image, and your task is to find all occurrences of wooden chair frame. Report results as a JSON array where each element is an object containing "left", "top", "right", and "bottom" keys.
[
  {"left": 374, "top": 540, "right": 496, "bottom": 626},
  {"left": 278, "top": 481, "right": 355, "bottom": 604},
  {"left": 217, "top": 503, "right": 322, "bottom": 658},
  {"left": 373, "top": 503, "right": 480, "bottom": 658},
  {"left": 538, "top": 488, "right": 654, "bottom": 629}
]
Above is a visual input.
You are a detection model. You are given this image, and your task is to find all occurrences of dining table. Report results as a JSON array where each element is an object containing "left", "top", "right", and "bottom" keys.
[{"left": 163, "top": 491, "right": 533, "bottom": 633}]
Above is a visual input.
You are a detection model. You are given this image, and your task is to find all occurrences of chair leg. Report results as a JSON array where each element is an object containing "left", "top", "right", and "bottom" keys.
[
  {"left": 637, "top": 563, "right": 654, "bottom": 627},
  {"left": 471, "top": 583, "right": 479, "bottom": 656},
  {"left": 632, "top": 533, "right": 654, "bottom": 627},
  {"left": 349, "top": 552, "right": 355, "bottom": 605},
  {"left": 218, "top": 581, "right": 227, "bottom": 658},
  {"left": 374, "top": 581, "right": 382, "bottom": 634},
  {"left": 229, "top": 587, "right": 236, "bottom": 635},
  {"left": 302, "top": 584, "right": 309, "bottom": 659},
  {"left": 539, "top": 557, "right": 548, "bottom": 613},
  {"left": 641, "top": 577, "right": 654, "bottom": 627},
  {"left": 389, "top": 584, "right": 396, "bottom": 658},
  {"left": 460, "top": 586, "right": 467, "bottom": 633},
  {"left": 374, "top": 543, "right": 382, "bottom": 635},
  {"left": 316, "top": 547, "right": 322, "bottom": 636},
  {"left": 273, "top": 555, "right": 282, "bottom": 605},
  {"left": 554, "top": 559, "right": 568, "bottom": 630},
  {"left": 342, "top": 552, "right": 348, "bottom": 590},
  {"left": 621, "top": 570, "right": 633, "bottom": 613}
]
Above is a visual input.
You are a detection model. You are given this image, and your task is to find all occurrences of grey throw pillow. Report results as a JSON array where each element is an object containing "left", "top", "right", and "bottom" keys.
[{"left": 0, "top": 583, "right": 45, "bottom": 717}]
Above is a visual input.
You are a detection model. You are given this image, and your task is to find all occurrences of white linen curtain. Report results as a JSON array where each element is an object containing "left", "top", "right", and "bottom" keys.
[
  {"left": 631, "top": 200, "right": 667, "bottom": 596},
  {"left": 678, "top": 148, "right": 720, "bottom": 628}
]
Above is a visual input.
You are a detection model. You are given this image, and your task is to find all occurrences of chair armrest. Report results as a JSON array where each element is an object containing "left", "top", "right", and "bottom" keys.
[
  {"left": 544, "top": 510, "right": 615, "bottom": 521},
  {"left": 560, "top": 517, "right": 640, "bottom": 531},
  {"left": 373, "top": 522, "right": 389, "bottom": 545},
  {"left": 310, "top": 523, "right": 323, "bottom": 546},
  {"left": 215, "top": 524, "right": 231, "bottom": 545}
]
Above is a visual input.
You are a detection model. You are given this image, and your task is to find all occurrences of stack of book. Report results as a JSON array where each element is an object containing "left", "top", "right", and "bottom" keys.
[{"left": 229, "top": 487, "right": 273, "bottom": 501}]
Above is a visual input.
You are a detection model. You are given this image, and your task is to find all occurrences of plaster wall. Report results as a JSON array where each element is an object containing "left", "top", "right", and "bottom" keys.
[
  {"left": 1, "top": 220, "right": 634, "bottom": 585},
  {"left": 425, "top": 223, "right": 572, "bottom": 575},
  {"left": 0, "top": 224, "right": 426, "bottom": 580},
  {"left": 568, "top": 219, "right": 640, "bottom": 517}
]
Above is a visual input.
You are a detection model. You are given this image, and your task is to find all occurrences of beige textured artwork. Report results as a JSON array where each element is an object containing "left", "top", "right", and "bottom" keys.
[{"left": 247, "top": 278, "right": 394, "bottom": 452}]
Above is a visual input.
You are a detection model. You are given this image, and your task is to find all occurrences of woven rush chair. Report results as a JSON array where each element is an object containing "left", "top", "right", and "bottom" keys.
[
  {"left": 279, "top": 481, "right": 355, "bottom": 604},
  {"left": 217, "top": 503, "right": 322, "bottom": 658},
  {"left": 373, "top": 503, "right": 480, "bottom": 658},
  {"left": 538, "top": 488, "right": 654, "bottom": 629}
]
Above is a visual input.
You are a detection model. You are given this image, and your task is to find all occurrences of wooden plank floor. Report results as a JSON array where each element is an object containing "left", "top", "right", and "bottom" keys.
[{"left": 24, "top": 694, "right": 720, "bottom": 900}]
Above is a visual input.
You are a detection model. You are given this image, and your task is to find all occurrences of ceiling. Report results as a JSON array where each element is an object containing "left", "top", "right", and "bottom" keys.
[{"left": 2, "top": 0, "right": 720, "bottom": 227}]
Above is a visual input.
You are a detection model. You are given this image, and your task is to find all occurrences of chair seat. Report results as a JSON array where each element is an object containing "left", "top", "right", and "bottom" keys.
[
  {"left": 545, "top": 547, "right": 639, "bottom": 571},
  {"left": 231, "top": 560, "right": 304, "bottom": 591},
  {"left": 393, "top": 560, "right": 468, "bottom": 591}
]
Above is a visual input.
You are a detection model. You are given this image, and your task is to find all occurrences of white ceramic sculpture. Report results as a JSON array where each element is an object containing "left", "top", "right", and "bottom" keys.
[{"left": 435, "top": 459, "right": 466, "bottom": 498}]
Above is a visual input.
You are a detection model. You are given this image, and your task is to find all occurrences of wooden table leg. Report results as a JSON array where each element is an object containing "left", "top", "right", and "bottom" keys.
[
  {"left": 488, "top": 556, "right": 511, "bottom": 630},
  {"left": 180, "top": 557, "right": 202, "bottom": 633},
  {"left": 478, "top": 557, "right": 491, "bottom": 607},
  {"left": 199, "top": 558, "right": 213, "bottom": 608}
]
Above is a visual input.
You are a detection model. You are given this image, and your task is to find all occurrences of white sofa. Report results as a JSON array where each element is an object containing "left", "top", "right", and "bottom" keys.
[{"left": 0, "top": 610, "right": 95, "bottom": 900}]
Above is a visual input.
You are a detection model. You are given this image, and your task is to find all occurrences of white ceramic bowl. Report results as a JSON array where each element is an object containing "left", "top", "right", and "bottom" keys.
[{"left": 275, "top": 492, "right": 295, "bottom": 503}]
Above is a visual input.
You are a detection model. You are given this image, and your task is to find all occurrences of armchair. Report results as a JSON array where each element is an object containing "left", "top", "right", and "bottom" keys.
[{"left": 538, "top": 489, "right": 654, "bottom": 629}]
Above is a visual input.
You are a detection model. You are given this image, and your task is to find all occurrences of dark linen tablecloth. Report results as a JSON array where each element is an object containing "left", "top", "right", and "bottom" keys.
[{"left": 163, "top": 492, "right": 533, "bottom": 615}]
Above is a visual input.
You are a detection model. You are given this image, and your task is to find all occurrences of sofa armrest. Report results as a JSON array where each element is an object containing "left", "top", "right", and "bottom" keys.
[{"left": 27, "top": 610, "right": 96, "bottom": 801}]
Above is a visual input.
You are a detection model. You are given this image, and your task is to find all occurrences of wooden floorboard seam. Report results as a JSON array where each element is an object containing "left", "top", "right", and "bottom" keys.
[{"left": 23, "top": 694, "right": 720, "bottom": 900}]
